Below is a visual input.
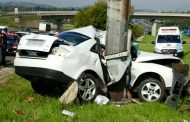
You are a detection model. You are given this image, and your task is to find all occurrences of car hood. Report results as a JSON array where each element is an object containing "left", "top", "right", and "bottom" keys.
[{"left": 135, "top": 51, "right": 180, "bottom": 62}]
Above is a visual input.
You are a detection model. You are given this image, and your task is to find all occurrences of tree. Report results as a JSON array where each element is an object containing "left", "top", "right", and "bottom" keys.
[
  {"left": 74, "top": 1, "right": 107, "bottom": 30},
  {"left": 74, "top": 1, "right": 134, "bottom": 31},
  {"left": 132, "top": 24, "right": 144, "bottom": 38}
]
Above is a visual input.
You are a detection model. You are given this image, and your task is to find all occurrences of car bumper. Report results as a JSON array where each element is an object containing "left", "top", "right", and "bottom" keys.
[
  {"left": 6, "top": 48, "right": 17, "bottom": 54},
  {"left": 154, "top": 51, "right": 184, "bottom": 57},
  {"left": 15, "top": 66, "right": 74, "bottom": 86}
]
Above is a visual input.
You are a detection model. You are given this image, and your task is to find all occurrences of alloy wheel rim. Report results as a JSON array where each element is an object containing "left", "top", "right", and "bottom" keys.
[
  {"left": 141, "top": 82, "right": 161, "bottom": 102},
  {"left": 78, "top": 78, "right": 96, "bottom": 101}
]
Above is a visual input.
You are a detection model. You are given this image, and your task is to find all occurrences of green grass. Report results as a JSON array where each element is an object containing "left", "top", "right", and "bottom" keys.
[
  {"left": 0, "top": 16, "right": 41, "bottom": 29},
  {"left": 182, "top": 34, "right": 190, "bottom": 42},
  {"left": 0, "top": 74, "right": 190, "bottom": 121},
  {"left": 0, "top": 16, "right": 20, "bottom": 28},
  {"left": 0, "top": 34, "right": 190, "bottom": 121}
]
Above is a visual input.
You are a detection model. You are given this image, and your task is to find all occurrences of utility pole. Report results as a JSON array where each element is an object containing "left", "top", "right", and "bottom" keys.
[
  {"left": 105, "top": 0, "right": 131, "bottom": 101},
  {"left": 106, "top": 0, "right": 131, "bottom": 55}
]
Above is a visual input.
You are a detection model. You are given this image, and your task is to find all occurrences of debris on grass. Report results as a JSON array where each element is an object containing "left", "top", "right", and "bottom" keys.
[
  {"left": 26, "top": 96, "right": 35, "bottom": 102},
  {"left": 131, "top": 99, "right": 142, "bottom": 105},
  {"left": 62, "top": 109, "right": 75, "bottom": 117},
  {"left": 12, "top": 109, "right": 23, "bottom": 116},
  {"left": 94, "top": 95, "right": 110, "bottom": 105},
  {"left": 59, "top": 81, "right": 78, "bottom": 104},
  {"left": 183, "top": 119, "right": 189, "bottom": 122}
]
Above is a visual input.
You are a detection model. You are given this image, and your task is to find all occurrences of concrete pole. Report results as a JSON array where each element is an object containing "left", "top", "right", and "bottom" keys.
[
  {"left": 151, "top": 20, "right": 157, "bottom": 36},
  {"left": 105, "top": 0, "right": 131, "bottom": 55}
]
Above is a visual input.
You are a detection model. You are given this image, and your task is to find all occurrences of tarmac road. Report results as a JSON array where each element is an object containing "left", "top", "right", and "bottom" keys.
[
  {"left": 0, "top": 55, "right": 15, "bottom": 84},
  {"left": 6, "top": 55, "right": 15, "bottom": 66}
]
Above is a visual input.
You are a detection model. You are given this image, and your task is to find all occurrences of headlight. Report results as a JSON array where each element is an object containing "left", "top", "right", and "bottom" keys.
[
  {"left": 177, "top": 48, "right": 183, "bottom": 52},
  {"left": 50, "top": 45, "right": 72, "bottom": 57}
]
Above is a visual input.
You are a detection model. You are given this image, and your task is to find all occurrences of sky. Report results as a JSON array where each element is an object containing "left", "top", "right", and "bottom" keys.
[
  {"left": 0, "top": 0, "right": 190, "bottom": 12},
  {"left": 132, "top": 0, "right": 190, "bottom": 12}
]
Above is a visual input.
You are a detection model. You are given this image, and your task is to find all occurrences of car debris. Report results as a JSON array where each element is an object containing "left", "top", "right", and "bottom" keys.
[
  {"left": 62, "top": 109, "right": 75, "bottom": 117},
  {"left": 165, "top": 64, "right": 189, "bottom": 108},
  {"left": 94, "top": 95, "right": 110, "bottom": 105},
  {"left": 59, "top": 81, "right": 78, "bottom": 104}
]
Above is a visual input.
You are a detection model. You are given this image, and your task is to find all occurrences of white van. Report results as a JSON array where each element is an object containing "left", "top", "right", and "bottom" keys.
[{"left": 154, "top": 26, "right": 184, "bottom": 57}]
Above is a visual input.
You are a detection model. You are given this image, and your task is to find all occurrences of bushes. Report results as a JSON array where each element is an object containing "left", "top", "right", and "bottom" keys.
[{"left": 74, "top": 2, "right": 107, "bottom": 30}]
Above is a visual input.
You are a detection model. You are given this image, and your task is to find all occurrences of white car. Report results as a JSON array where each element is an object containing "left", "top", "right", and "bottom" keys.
[
  {"left": 130, "top": 50, "right": 189, "bottom": 102},
  {"left": 14, "top": 26, "right": 117, "bottom": 102},
  {"left": 14, "top": 26, "right": 189, "bottom": 102}
]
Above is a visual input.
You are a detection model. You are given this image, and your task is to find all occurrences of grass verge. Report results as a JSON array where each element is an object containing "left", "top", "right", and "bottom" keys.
[
  {"left": 0, "top": 34, "right": 190, "bottom": 121},
  {"left": 0, "top": 74, "right": 190, "bottom": 121}
]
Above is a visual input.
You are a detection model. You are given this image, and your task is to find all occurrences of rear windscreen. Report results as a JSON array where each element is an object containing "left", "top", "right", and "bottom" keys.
[{"left": 157, "top": 35, "right": 181, "bottom": 43}]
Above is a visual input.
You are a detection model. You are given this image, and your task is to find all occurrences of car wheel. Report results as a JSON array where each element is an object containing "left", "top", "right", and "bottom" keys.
[
  {"left": 78, "top": 73, "right": 98, "bottom": 102},
  {"left": 137, "top": 78, "right": 165, "bottom": 102},
  {"left": 31, "top": 81, "right": 55, "bottom": 95}
]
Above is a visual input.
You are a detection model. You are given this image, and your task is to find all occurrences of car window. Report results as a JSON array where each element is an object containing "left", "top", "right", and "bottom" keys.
[
  {"left": 58, "top": 32, "right": 91, "bottom": 46},
  {"left": 157, "top": 35, "right": 181, "bottom": 43},
  {"left": 90, "top": 44, "right": 99, "bottom": 54}
]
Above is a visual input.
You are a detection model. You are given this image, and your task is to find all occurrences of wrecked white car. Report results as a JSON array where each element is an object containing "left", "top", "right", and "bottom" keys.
[
  {"left": 130, "top": 50, "right": 189, "bottom": 102},
  {"left": 14, "top": 26, "right": 189, "bottom": 103},
  {"left": 14, "top": 26, "right": 122, "bottom": 102}
]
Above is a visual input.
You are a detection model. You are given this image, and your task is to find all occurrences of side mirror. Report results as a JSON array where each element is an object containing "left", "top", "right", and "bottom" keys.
[
  {"left": 182, "top": 41, "right": 186, "bottom": 44},
  {"left": 151, "top": 41, "right": 155, "bottom": 44}
]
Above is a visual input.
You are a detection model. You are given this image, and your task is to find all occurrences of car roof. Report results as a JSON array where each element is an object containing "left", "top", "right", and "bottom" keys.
[
  {"left": 66, "top": 25, "right": 96, "bottom": 38},
  {"left": 0, "top": 26, "right": 7, "bottom": 29}
]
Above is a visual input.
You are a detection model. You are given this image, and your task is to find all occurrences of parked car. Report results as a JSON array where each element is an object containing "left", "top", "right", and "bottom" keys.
[{"left": 5, "top": 32, "right": 19, "bottom": 55}]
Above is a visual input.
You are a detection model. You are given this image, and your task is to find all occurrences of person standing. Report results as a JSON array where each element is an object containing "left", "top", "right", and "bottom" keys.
[{"left": 1, "top": 31, "right": 7, "bottom": 66}]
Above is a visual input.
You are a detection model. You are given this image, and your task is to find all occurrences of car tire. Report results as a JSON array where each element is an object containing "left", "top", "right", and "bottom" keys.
[
  {"left": 77, "top": 73, "right": 98, "bottom": 103},
  {"left": 137, "top": 78, "right": 165, "bottom": 102},
  {"left": 31, "top": 81, "right": 55, "bottom": 95}
]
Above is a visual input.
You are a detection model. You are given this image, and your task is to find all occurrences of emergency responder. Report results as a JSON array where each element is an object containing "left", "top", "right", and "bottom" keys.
[{"left": 1, "top": 31, "right": 7, "bottom": 65}]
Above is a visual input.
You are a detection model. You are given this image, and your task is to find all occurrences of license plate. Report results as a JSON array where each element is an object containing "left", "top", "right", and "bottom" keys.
[{"left": 26, "top": 40, "right": 45, "bottom": 47}]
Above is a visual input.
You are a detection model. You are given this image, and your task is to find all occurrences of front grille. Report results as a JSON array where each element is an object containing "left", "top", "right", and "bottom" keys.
[
  {"left": 161, "top": 49, "right": 177, "bottom": 54},
  {"left": 18, "top": 50, "right": 49, "bottom": 58}
]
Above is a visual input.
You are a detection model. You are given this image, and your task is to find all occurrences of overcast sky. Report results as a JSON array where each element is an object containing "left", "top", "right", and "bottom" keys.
[
  {"left": 132, "top": 0, "right": 190, "bottom": 12},
  {"left": 0, "top": 0, "right": 190, "bottom": 11}
]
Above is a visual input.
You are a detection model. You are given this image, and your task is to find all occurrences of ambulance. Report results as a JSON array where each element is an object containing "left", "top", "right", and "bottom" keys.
[{"left": 154, "top": 26, "right": 184, "bottom": 57}]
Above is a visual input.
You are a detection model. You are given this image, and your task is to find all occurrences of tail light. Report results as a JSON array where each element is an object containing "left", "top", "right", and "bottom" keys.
[{"left": 50, "top": 45, "right": 73, "bottom": 57}]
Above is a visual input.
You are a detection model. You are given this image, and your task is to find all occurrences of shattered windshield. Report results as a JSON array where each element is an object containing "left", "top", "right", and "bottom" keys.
[
  {"left": 57, "top": 32, "right": 91, "bottom": 46},
  {"left": 157, "top": 35, "right": 181, "bottom": 43}
]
